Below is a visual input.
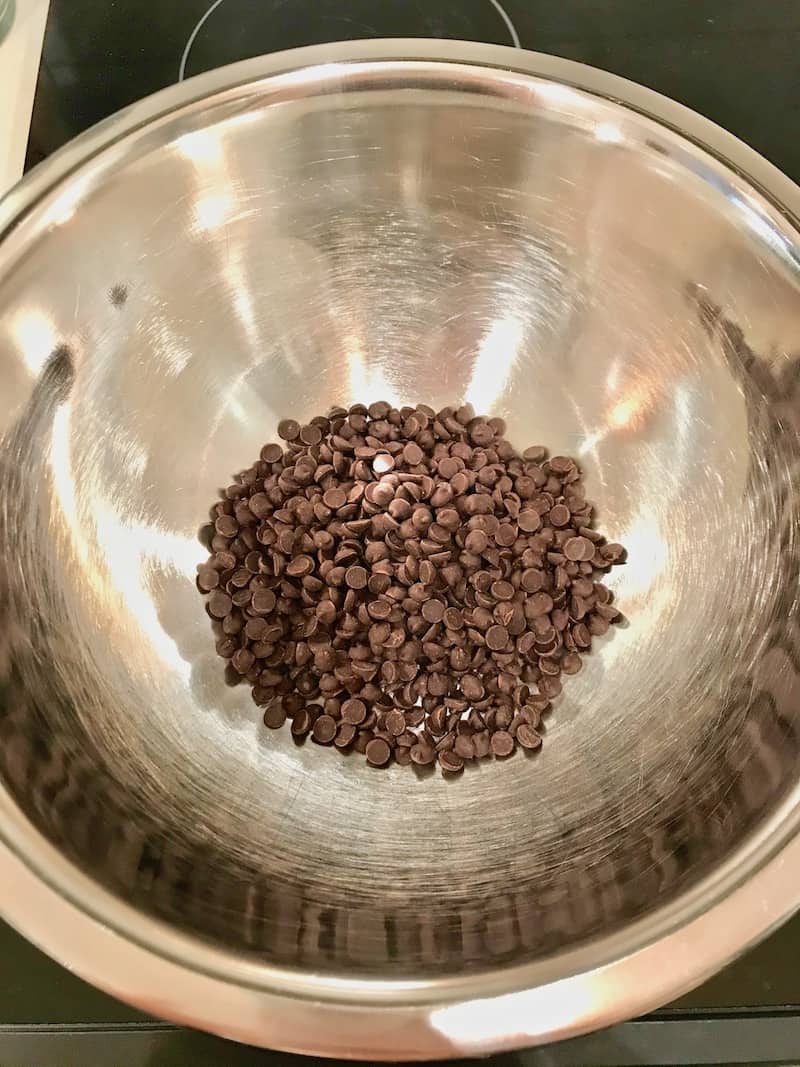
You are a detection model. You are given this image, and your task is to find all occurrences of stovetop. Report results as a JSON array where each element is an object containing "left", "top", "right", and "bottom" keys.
[
  {"left": 14, "top": 0, "right": 800, "bottom": 1063},
  {"left": 26, "top": 0, "right": 800, "bottom": 185}
]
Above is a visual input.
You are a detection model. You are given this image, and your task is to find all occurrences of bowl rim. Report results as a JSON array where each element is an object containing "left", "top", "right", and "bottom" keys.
[{"left": 1, "top": 37, "right": 800, "bottom": 1060}]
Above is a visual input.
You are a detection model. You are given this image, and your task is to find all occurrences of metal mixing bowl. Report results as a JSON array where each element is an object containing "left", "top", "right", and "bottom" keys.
[{"left": 1, "top": 39, "right": 800, "bottom": 1060}]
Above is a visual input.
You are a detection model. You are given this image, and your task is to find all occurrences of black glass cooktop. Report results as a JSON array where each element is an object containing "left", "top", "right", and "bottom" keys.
[
  {"left": 26, "top": 0, "right": 800, "bottom": 185},
  {"left": 15, "top": 1, "right": 800, "bottom": 1063}
]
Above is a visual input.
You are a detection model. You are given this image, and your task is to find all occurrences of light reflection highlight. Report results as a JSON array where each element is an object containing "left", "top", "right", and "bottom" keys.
[
  {"left": 176, "top": 128, "right": 225, "bottom": 167},
  {"left": 39, "top": 173, "right": 93, "bottom": 228},
  {"left": 605, "top": 358, "right": 621, "bottom": 394},
  {"left": 465, "top": 314, "right": 525, "bottom": 410},
  {"left": 49, "top": 402, "right": 83, "bottom": 561},
  {"left": 346, "top": 334, "right": 404, "bottom": 407},
  {"left": 607, "top": 384, "right": 652, "bottom": 431},
  {"left": 48, "top": 400, "right": 198, "bottom": 678},
  {"left": 92, "top": 505, "right": 194, "bottom": 682},
  {"left": 614, "top": 513, "right": 668, "bottom": 599},
  {"left": 12, "top": 309, "right": 58, "bottom": 376},
  {"left": 430, "top": 980, "right": 597, "bottom": 1048},
  {"left": 148, "top": 316, "right": 192, "bottom": 377},
  {"left": 594, "top": 121, "right": 624, "bottom": 145},
  {"left": 533, "top": 82, "right": 583, "bottom": 108},
  {"left": 579, "top": 381, "right": 656, "bottom": 454},
  {"left": 193, "top": 192, "right": 234, "bottom": 231}
]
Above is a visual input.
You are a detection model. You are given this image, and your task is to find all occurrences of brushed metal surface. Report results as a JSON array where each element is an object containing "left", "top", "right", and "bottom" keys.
[{"left": 0, "top": 39, "right": 799, "bottom": 1060}]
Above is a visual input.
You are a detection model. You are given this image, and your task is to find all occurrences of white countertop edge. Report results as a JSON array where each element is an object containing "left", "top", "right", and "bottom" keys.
[{"left": 0, "top": 0, "right": 50, "bottom": 198}]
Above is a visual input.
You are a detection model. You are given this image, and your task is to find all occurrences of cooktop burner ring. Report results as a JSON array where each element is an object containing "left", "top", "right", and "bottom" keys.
[{"left": 178, "top": 0, "right": 521, "bottom": 82}]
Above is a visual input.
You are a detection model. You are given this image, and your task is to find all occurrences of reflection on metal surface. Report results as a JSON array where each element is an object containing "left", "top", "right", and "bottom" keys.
[
  {"left": 175, "top": 128, "right": 225, "bottom": 166},
  {"left": 465, "top": 314, "right": 525, "bottom": 410},
  {"left": 193, "top": 191, "right": 234, "bottom": 231},
  {"left": 346, "top": 335, "right": 404, "bottom": 410},
  {"left": 533, "top": 81, "right": 584, "bottom": 108},
  {"left": 606, "top": 384, "right": 653, "bottom": 430},
  {"left": 38, "top": 172, "right": 93, "bottom": 229},
  {"left": 47, "top": 400, "right": 84, "bottom": 557},
  {"left": 430, "top": 980, "right": 599, "bottom": 1046},
  {"left": 594, "top": 121, "right": 625, "bottom": 145},
  {"left": 11, "top": 309, "right": 58, "bottom": 376},
  {"left": 579, "top": 380, "right": 657, "bottom": 454},
  {"left": 610, "top": 514, "right": 668, "bottom": 604},
  {"left": 0, "top": 39, "right": 799, "bottom": 1061}
]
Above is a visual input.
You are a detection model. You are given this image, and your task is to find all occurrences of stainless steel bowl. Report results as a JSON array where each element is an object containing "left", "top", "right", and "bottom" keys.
[{"left": 1, "top": 39, "right": 800, "bottom": 1060}]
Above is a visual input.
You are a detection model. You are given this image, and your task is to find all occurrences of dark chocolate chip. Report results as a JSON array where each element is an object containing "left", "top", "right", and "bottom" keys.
[{"left": 366, "top": 737, "right": 392, "bottom": 766}]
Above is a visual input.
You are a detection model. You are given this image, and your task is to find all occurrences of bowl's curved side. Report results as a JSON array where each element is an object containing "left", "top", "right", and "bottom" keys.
[{"left": 2, "top": 807, "right": 800, "bottom": 1059}]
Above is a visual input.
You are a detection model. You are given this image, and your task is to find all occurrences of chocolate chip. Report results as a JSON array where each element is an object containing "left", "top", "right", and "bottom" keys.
[
  {"left": 373, "top": 453, "right": 395, "bottom": 475},
  {"left": 286, "top": 554, "right": 314, "bottom": 577},
  {"left": 410, "top": 743, "right": 436, "bottom": 765},
  {"left": 539, "top": 675, "right": 563, "bottom": 699},
  {"left": 323, "top": 488, "right": 347, "bottom": 510},
  {"left": 366, "top": 737, "right": 392, "bottom": 766},
  {"left": 549, "top": 504, "right": 571, "bottom": 527},
  {"left": 261, "top": 443, "right": 283, "bottom": 463},
  {"left": 527, "top": 592, "right": 554, "bottom": 617},
  {"left": 522, "top": 445, "right": 545, "bottom": 461},
  {"left": 520, "top": 568, "right": 544, "bottom": 593},
  {"left": 311, "top": 714, "right": 337, "bottom": 744},
  {"left": 250, "top": 588, "right": 276, "bottom": 614},
  {"left": 263, "top": 704, "right": 287, "bottom": 729},
  {"left": 278, "top": 419, "right": 300, "bottom": 441},
  {"left": 601, "top": 542, "right": 627, "bottom": 564},
  {"left": 438, "top": 457, "right": 460, "bottom": 479},
  {"left": 572, "top": 622, "right": 592, "bottom": 649},
  {"left": 354, "top": 730, "right": 371, "bottom": 754},
  {"left": 244, "top": 617, "right": 267, "bottom": 641},
  {"left": 335, "top": 722, "right": 357, "bottom": 748},
  {"left": 197, "top": 565, "right": 220, "bottom": 592},
  {"left": 470, "top": 731, "right": 489, "bottom": 758},
  {"left": 464, "top": 529, "right": 488, "bottom": 554},
  {"left": 367, "top": 600, "right": 392, "bottom": 621},
  {"left": 300, "top": 423, "right": 323, "bottom": 446},
  {"left": 438, "top": 750, "right": 464, "bottom": 773},
  {"left": 461, "top": 674, "right": 484, "bottom": 702},
  {"left": 368, "top": 400, "right": 392, "bottom": 419},
  {"left": 421, "top": 599, "right": 445, "bottom": 623},
  {"left": 564, "top": 536, "right": 595, "bottom": 562},
  {"left": 549, "top": 455, "right": 575, "bottom": 474},
  {"left": 341, "top": 698, "right": 367, "bottom": 725},
  {"left": 518, "top": 509, "right": 541, "bottom": 533},
  {"left": 403, "top": 442, "right": 424, "bottom": 465},
  {"left": 214, "top": 515, "right": 238, "bottom": 537},
  {"left": 490, "top": 730, "right": 515, "bottom": 757},
  {"left": 561, "top": 652, "right": 583, "bottom": 674},
  {"left": 385, "top": 709, "right": 406, "bottom": 736},
  {"left": 495, "top": 523, "right": 517, "bottom": 547},
  {"left": 516, "top": 724, "right": 542, "bottom": 750},
  {"left": 291, "top": 708, "right": 313, "bottom": 736},
  {"left": 454, "top": 735, "right": 475, "bottom": 759},
  {"left": 208, "top": 590, "right": 232, "bottom": 618},
  {"left": 428, "top": 705, "right": 447, "bottom": 735},
  {"left": 486, "top": 624, "right": 509, "bottom": 651},
  {"left": 345, "top": 565, "right": 368, "bottom": 589}
]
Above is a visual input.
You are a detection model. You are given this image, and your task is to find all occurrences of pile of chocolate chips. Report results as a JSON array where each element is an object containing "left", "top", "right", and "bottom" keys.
[{"left": 197, "top": 402, "right": 626, "bottom": 774}]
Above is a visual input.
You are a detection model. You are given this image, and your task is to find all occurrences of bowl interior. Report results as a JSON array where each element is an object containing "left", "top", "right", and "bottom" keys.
[{"left": 1, "top": 59, "right": 800, "bottom": 990}]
